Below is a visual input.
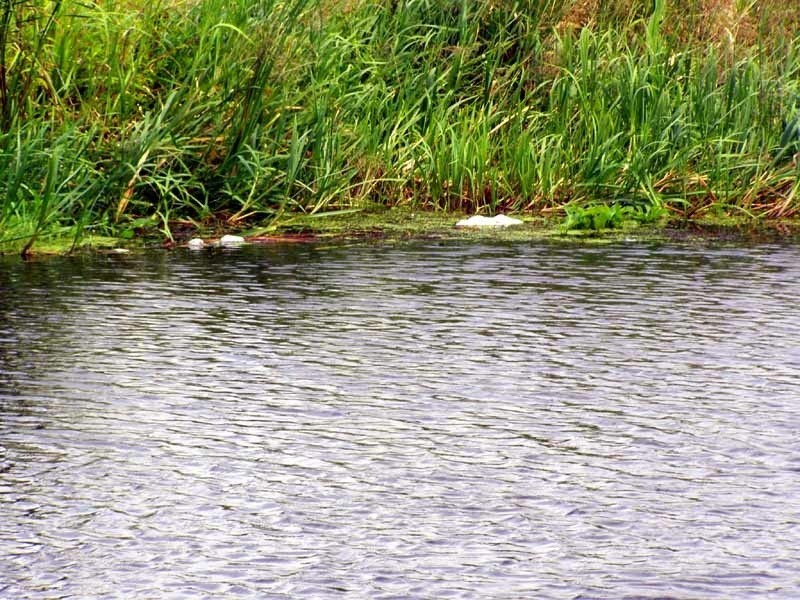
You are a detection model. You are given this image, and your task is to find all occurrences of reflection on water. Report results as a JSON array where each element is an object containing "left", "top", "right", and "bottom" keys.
[{"left": 2, "top": 240, "right": 800, "bottom": 598}]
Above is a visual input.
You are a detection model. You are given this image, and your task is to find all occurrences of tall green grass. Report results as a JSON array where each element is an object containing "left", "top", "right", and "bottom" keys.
[
  {"left": 0, "top": 0, "right": 315, "bottom": 252},
  {"left": 1, "top": 0, "right": 799, "bottom": 253}
]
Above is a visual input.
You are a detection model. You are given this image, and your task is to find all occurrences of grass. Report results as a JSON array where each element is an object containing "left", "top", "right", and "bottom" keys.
[{"left": 0, "top": 0, "right": 798, "bottom": 254}]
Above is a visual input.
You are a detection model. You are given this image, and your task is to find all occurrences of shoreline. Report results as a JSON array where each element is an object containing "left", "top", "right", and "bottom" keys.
[{"left": 6, "top": 206, "right": 800, "bottom": 258}]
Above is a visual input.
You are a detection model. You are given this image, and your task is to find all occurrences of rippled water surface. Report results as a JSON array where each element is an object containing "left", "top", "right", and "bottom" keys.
[{"left": 2, "top": 240, "right": 800, "bottom": 599}]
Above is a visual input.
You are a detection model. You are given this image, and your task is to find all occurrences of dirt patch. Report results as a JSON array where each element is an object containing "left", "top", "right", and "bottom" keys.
[{"left": 554, "top": 0, "right": 797, "bottom": 51}]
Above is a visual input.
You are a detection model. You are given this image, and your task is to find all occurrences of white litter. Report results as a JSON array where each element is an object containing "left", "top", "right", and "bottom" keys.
[
  {"left": 219, "top": 235, "right": 246, "bottom": 246},
  {"left": 455, "top": 214, "right": 524, "bottom": 228},
  {"left": 187, "top": 238, "right": 205, "bottom": 249}
]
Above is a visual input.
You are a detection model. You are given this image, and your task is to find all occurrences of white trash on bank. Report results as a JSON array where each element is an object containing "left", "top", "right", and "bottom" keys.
[
  {"left": 187, "top": 238, "right": 205, "bottom": 249},
  {"left": 219, "top": 235, "right": 246, "bottom": 247},
  {"left": 455, "top": 214, "right": 524, "bottom": 228}
]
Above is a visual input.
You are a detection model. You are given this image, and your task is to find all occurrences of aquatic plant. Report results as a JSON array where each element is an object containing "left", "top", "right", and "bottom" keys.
[{"left": 562, "top": 201, "right": 667, "bottom": 232}]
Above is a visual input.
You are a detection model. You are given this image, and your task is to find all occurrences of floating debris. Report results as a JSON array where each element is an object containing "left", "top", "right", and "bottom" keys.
[
  {"left": 219, "top": 235, "right": 246, "bottom": 247},
  {"left": 187, "top": 238, "right": 205, "bottom": 250},
  {"left": 455, "top": 214, "right": 524, "bottom": 228}
]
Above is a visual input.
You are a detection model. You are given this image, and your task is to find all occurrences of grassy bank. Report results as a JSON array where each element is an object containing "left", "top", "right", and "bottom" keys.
[{"left": 0, "top": 0, "right": 799, "bottom": 254}]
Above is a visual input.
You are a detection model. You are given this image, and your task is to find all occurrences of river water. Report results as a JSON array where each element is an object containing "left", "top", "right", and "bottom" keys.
[{"left": 1, "top": 239, "right": 800, "bottom": 599}]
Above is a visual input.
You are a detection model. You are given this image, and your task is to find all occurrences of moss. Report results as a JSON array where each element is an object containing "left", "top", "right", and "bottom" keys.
[
  {"left": 0, "top": 234, "right": 133, "bottom": 257},
  {"left": 259, "top": 205, "right": 800, "bottom": 245},
  {"left": 7, "top": 205, "right": 800, "bottom": 258},
  {"left": 269, "top": 205, "right": 462, "bottom": 237},
  {"left": 249, "top": 205, "right": 656, "bottom": 243}
]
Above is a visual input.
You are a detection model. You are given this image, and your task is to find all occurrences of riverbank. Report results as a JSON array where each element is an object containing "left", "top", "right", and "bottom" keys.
[
  {"left": 0, "top": 0, "right": 798, "bottom": 256},
  {"left": 7, "top": 205, "right": 800, "bottom": 257}
]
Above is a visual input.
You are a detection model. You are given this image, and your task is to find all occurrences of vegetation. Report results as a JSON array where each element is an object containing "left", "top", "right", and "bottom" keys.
[{"left": 0, "top": 0, "right": 799, "bottom": 254}]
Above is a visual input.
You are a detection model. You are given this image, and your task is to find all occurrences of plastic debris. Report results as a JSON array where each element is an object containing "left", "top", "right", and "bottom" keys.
[
  {"left": 219, "top": 235, "right": 246, "bottom": 247},
  {"left": 455, "top": 214, "right": 523, "bottom": 228}
]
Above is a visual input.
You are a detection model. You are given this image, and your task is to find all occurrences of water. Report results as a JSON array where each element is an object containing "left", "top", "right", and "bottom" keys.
[{"left": 2, "top": 240, "right": 800, "bottom": 599}]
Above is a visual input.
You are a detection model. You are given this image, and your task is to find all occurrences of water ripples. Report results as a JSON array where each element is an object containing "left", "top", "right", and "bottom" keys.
[{"left": 2, "top": 240, "right": 800, "bottom": 598}]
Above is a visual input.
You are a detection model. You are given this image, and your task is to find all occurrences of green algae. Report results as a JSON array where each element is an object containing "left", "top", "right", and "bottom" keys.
[{"left": 6, "top": 203, "right": 800, "bottom": 258}]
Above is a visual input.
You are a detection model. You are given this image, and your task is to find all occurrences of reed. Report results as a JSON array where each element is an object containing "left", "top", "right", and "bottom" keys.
[{"left": 0, "top": 0, "right": 799, "bottom": 253}]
